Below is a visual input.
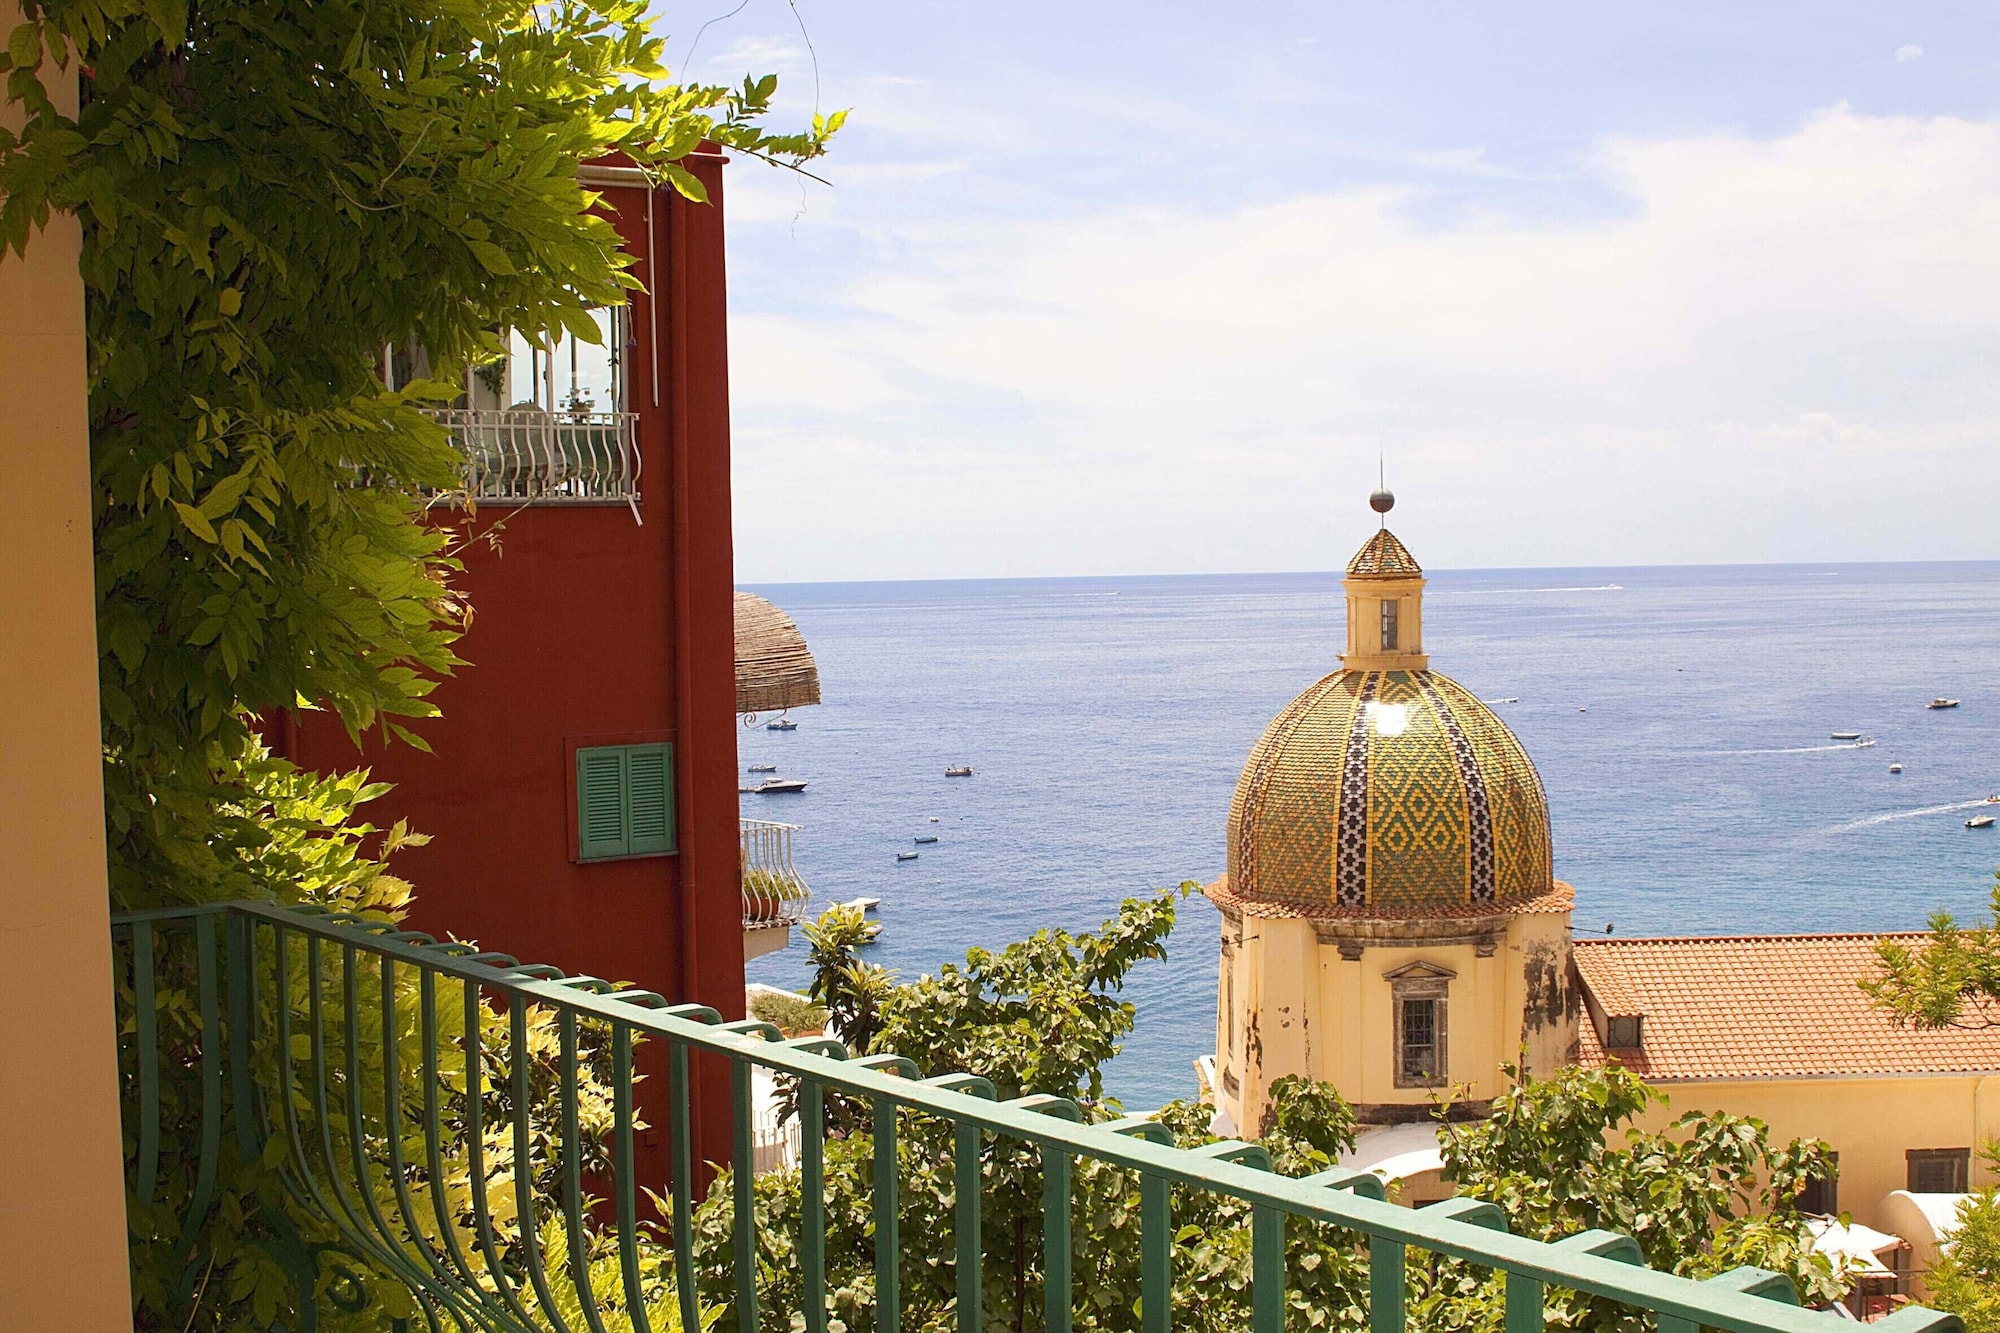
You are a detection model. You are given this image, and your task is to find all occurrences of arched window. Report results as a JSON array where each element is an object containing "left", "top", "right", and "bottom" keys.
[{"left": 1380, "top": 598, "right": 1399, "bottom": 652}]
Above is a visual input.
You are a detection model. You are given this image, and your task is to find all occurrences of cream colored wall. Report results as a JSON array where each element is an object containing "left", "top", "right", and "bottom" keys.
[
  {"left": 1341, "top": 574, "right": 1429, "bottom": 671},
  {"left": 1634, "top": 1074, "right": 2000, "bottom": 1236},
  {"left": 1221, "top": 908, "right": 1576, "bottom": 1131},
  {"left": 0, "top": 15, "right": 136, "bottom": 1326}
]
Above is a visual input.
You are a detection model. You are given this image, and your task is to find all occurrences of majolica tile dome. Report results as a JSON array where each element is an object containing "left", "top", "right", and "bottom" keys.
[{"left": 1222, "top": 505, "right": 1553, "bottom": 915}]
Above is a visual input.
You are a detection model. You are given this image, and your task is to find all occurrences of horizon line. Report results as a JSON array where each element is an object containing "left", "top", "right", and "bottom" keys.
[{"left": 739, "top": 555, "right": 2000, "bottom": 590}]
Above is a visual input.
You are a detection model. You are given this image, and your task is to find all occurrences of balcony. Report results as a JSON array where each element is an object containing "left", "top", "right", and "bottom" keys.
[
  {"left": 426, "top": 407, "right": 640, "bottom": 509},
  {"left": 742, "top": 817, "right": 810, "bottom": 961},
  {"left": 114, "top": 900, "right": 1955, "bottom": 1333}
]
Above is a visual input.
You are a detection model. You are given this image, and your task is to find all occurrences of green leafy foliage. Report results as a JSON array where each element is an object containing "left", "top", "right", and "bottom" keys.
[
  {"left": 2, "top": 0, "right": 839, "bottom": 1321},
  {"left": 694, "top": 888, "right": 1377, "bottom": 1333},
  {"left": 1865, "top": 877, "right": 2000, "bottom": 1030},
  {"left": 1929, "top": 1149, "right": 2000, "bottom": 1333},
  {"left": 747, "top": 989, "right": 828, "bottom": 1037},
  {"left": 699, "top": 905, "right": 1849, "bottom": 1333},
  {"left": 0, "top": 0, "right": 840, "bottom": 913},
  {"left": 1436, "top": 1063, "right": 1846, "bottom": 1329}
]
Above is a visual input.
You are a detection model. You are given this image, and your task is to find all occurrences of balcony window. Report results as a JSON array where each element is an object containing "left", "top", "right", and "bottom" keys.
[{"left": 419, "top": 311, "right": 643, "bottom": 510}]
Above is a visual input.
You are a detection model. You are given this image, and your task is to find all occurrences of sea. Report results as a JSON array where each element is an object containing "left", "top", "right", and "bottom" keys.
[{"left": 740, "top": 562, "right": 2000, "bottom": 1110}]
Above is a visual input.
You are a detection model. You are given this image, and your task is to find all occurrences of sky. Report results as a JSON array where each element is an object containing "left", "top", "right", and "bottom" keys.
[{"left": 665, "top": 3, "right": 2000, "bottom": 582}]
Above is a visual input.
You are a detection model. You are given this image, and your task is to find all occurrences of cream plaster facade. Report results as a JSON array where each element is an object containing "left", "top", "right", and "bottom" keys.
[
  {"left": 1636, "top": 1075, "right": 2000, "bottom": 1237},
  {"left": 0, "top": 14, "right": 137, "bottom": 1326},
  {"left": 1215, "top": 903, "right": 1577, "bottom": 1135}
]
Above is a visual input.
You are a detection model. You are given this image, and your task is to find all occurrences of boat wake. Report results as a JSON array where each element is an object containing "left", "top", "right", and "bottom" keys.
[
  {"left": 1444, "top": 584, "right": 1625, "bottom": 596},
  {"left": 1826, "top": 800, "right": 1997, "bottom": 834},
  {"left": 1705, "top": 741, "right": 1874, "bottom": 756}
]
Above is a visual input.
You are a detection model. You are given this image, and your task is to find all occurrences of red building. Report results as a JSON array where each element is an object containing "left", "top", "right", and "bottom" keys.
[{"left": 282, "top": 151, "right": 758, "bottom": 1181}]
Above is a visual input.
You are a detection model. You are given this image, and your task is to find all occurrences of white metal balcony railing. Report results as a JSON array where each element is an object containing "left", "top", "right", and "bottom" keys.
[
  {"left": 741, "top": 817, "right": 811, "bottom": 931},
  {"left": 425, "top": 407, "right": 641, "bottom": 512}
]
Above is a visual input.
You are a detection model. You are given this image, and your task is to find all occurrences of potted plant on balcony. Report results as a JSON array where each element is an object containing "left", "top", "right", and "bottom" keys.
[{"left": 742, "top": 864, "right": 807, "bottom": 923}]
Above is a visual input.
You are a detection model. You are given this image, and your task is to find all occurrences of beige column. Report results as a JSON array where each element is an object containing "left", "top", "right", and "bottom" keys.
[{"left": 0, "top": 12, "right": 136, "bottom": 1328}]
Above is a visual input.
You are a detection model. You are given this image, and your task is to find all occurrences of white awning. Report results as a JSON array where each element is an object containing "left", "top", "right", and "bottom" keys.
[
  {"left": 1338, "top": 1123, "right": 1446, "bottom": 1183},
  {"left": 1805, "top": 1217, "right": 1906, "bottom": 1276}
]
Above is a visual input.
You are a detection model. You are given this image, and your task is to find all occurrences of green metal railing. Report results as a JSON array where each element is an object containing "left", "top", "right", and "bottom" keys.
[{"left": 116, "top": 900, "right": 1961, "bottom": 1333}]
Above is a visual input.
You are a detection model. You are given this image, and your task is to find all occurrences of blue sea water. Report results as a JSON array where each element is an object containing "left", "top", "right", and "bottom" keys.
[{"left": 740, "top": 563, "right": 2000, "bottom": 1110}]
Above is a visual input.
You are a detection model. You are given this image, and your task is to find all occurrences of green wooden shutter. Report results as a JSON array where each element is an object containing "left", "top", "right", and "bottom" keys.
[
  {"left": 624, "top": 743, "right": 676, "bottom": 854},
  {"left": 577, "top": 747, "right": 629, "bottom": 860}
]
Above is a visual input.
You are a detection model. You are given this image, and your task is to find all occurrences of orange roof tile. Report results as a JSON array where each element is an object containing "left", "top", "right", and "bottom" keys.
[
  {"left": 1346, "top": 529, "right": 1422, "bottom": 577},
  {"left": 1572, "top": 934, "right": 2000, "bottom": 1081}
]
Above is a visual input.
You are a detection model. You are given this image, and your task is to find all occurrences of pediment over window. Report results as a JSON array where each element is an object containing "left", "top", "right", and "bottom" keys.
[{"left": 1382, "top": 960, "right": 1457, "bottom": 983}]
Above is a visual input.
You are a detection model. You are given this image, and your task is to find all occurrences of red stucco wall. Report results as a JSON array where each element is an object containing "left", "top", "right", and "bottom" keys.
[{"left": 285, "top": 152, "right": 743, "bottom": 1187}]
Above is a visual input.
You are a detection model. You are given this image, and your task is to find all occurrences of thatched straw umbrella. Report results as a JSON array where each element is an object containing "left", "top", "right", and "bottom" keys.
[{"left": 734, "top": 592, "right": 821, "bottom": 715}]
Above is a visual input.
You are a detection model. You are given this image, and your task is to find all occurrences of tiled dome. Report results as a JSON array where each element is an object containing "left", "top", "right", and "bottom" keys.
[{"left": 1223, "top": 669, "right": 1552, "bottom": 915}]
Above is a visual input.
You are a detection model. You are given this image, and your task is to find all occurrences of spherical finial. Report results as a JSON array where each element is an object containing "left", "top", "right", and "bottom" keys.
[{"left": 1369, "top": 487, "right": 1395, "bottom": 515}]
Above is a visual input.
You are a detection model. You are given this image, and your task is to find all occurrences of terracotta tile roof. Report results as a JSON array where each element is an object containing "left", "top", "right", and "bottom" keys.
[
  {"left": 1572, "top": 934, "right": 2000, "bottom": 1081},
  {"left": 1206, "top": 876, "right": 1573, "bottom": 920},
  {"left": 1346, "top": 529, "right": 1423, "bottom": 577}
]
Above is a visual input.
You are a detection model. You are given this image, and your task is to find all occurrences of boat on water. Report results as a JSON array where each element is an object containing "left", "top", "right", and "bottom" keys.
[
  {"left": 928, "top": 816, "right": 941, "bottom": 823},
  {"left": 1968, "top": 816, "right": 1995, "bottom": 830},
  {"left": 896, "top": 851, "right": 919, "bottom": 862},
  {"left": 1853, "top": 738, "right": 1876, "bottom": 748},
  {"left": 1987, "top": 795, "right": 2000, "bottom": 804},
  {"left": 841, "top": 896, "right": 881, "bottom": 913},
  {"left": 945, "top": 765, "right": 973, "bottom": 777},
  {"left": 753, "top": 777, "right": 807, "bottom": 794},
  {"left": 1489, "top": 697, "right": 1520, "bottom": 704},
  {"left": 766, "top": 718, "right": 799, "bottom": 731},
  {"left": 748, "top": 763, "right": 777, "bottom": 773},
  {"left": 1929, "top": 698, "right": 1962, "bottom": 710},
  {"left": 1831, "top": 731, "right": 1862, "bottom": 741},
  {"left": 1889, "top": 763, "right": 1904, "bottom": 774},
  {"left": 915, "top": 835, "right": 939, "bottom": 845}
]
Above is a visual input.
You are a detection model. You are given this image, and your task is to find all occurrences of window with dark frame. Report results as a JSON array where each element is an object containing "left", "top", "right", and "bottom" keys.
[
  {"left": 1381, "top": 598, "right": 1399, "bottom": 651},
  {"left": 1388, "top": 962, "right": 1453, "bottom": 1089},
  {"left": 1399, "top": 997, "right": 1439, "bottom": 1083},
  {"left": 1796, "top": 1153, "right": 1838, "bottom": 1215},
  {"left": 1907, "top": 1148, "right": 1970, "bottom": 1194}
]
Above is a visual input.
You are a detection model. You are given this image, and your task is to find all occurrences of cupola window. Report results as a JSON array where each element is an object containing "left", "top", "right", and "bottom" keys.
[
  {"left": 1385, "top": 960, "right": 1455, "bottom": 1089},
  {"left": 1399, "top": 997, "right": 1440, "bottom": 1083},
  {"left": 1380, "top": 598, "right": 1399, "bottom": 651}
]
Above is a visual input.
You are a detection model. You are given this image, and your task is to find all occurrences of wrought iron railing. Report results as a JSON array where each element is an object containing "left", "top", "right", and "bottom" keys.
[
  {"left": 740, "top": 818, "right": 810, "bottom": 931},
  {"left": 426, "top": 407, "right": 640, "bottom": 507},
  {"left": 114, "top": 901, "right": 1960, "bottom": 1333}
]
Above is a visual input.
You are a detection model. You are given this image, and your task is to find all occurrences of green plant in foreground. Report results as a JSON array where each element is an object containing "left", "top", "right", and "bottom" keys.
[
  {"left": 748, "top": 990, "right": 828, "bottom": 1036},
  {"left": 2, "top": 0, "right": 839, "bottom": 1318}
]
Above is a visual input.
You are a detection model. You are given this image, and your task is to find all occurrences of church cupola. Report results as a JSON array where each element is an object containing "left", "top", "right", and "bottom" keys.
[{"left": 1340, "top": 488, "right": 1428, "bottom": 671}]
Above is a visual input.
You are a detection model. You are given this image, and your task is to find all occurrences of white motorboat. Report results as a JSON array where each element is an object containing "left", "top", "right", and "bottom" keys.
[
  {"left": 754, "top": 778, "right": 807, "bottom": 794},
  {"left": 945, "top": 765, "right": 973, "bottom": 777},
  {"left": 1929, "top": 698, "right": 1961, "bottom": 710},
  {"left": 1831, "top": 732, "right": 1862, "bottom": 741},
  {"left": 1968, "top": 816, "right": 1995, "bottom": 830},
  {"left": 896, "top": 851, "right": 919, "bottom": 862}
]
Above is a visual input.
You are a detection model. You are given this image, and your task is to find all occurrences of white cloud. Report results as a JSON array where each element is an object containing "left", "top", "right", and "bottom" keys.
[
  {"left": 729, "top": 106, "right": 2000, "bottom": 580},
  {"left": 1896, "top": 44, "right": 1925, "bottom": 62}
]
